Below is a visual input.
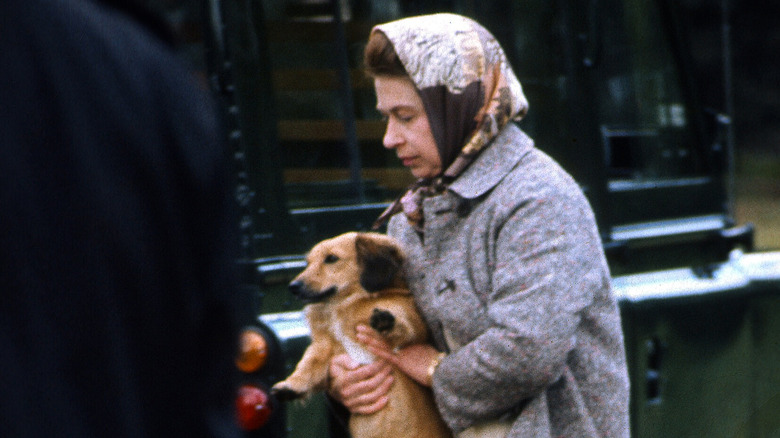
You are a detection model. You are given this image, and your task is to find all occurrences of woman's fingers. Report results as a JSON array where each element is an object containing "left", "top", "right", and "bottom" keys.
[
  {"left": 343, "top": 368, "right": 394, "bottom": 414},
  {"left": 328, "top": 354, "right": 394, "bottom": 414},
  {"left": 328, "top": 322, "right": 443, "bottom": 414},
  {"left": 354, "top": 326, "right": 442, "bottom": 387},
  {"left": 355, "top": 325, "right": 398, "bottom": 363}
]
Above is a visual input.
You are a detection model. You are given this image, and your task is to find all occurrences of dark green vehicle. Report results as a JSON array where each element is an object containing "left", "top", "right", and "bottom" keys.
[{"left": 164, "top": 0, "right": 780, "bottom": 436}]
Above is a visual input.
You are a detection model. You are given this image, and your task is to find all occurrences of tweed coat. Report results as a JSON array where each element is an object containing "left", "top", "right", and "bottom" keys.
[{"left": 387, "top": 124, "right": 630, "bottom": 437}]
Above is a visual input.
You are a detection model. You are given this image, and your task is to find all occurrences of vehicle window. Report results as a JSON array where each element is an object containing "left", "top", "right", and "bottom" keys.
[
  {"left": 262, "top": 0, "right": 415, "bottom": 209},
  {"left": 597, "top": 0, "right": 700, "bottom": 182},
  {"left": 261, "top": 0, "right": 710, "bottom": 207},
  {"left": 260, "top": 0, "right": 577, "bottom": 210}
]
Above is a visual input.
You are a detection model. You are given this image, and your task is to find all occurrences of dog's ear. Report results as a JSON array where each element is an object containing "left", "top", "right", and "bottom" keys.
[{"left": 355, "top": 234, "right": 404, "bottom": 292}]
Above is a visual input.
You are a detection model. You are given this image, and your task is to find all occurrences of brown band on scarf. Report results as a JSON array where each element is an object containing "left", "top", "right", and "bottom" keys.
[{"left": 418, "top": 81, "right": 483, "bottom": 172}]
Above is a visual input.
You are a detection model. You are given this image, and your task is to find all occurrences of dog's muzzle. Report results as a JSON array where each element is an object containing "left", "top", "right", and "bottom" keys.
[{"left": 288, "top": 280, "right": 337, "bottom": 303}]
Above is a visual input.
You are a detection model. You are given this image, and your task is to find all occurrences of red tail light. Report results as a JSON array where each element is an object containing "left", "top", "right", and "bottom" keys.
[{"left": 236, "top": 385, "right": 272, "bottom": 430}]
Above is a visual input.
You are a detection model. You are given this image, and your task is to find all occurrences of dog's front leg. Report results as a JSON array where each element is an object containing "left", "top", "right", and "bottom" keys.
[{"left": 271, "top": 338, "right": 333, "bottom": 401}]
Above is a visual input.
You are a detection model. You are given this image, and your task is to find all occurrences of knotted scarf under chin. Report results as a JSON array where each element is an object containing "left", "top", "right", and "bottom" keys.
[{"left": 372, "top": 178, "right": 449, "bottom": 232}]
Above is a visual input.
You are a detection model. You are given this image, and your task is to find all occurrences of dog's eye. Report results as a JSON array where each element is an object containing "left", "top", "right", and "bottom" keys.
[{"left": 324, "top": 254, "right": 340, "bottom": 264}]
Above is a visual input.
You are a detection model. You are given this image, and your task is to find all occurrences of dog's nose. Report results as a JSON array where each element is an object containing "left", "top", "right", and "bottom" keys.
[{"left": 288, "top": 280, "right": 303, "bottom": 296}]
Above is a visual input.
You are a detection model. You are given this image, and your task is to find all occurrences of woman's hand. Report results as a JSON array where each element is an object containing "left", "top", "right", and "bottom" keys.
[
  {"left": 355, "top": 324, "right": 442, "bottom": 387},
  {"left": 328, "top": 354, "right": 394, "bottom": 414}
]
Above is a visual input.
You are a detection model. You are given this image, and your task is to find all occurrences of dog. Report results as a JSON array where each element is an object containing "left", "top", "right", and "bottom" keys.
[{"left": 271, "top": 232, "right": 451, "bottom": 438}]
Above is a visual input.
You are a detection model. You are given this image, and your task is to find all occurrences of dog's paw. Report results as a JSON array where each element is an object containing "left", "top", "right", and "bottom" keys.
[
  {"left": 370, "top": 308, "right": 395, "bottom": 333},
  {"left": 271, "top": 383, "right": 304, "bottom": 402}
]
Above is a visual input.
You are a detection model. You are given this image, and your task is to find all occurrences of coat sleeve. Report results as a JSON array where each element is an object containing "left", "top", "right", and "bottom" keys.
[{"left": 430, "top": 171, "right": 611, "bottom": 432}]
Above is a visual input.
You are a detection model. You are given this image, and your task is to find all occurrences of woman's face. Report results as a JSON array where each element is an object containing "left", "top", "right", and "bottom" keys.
[{"left": 374, "top": 76, "right": 442, "bottom": 179}]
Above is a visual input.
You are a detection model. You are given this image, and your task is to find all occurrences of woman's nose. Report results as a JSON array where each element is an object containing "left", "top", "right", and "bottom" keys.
[{"left": 382, "top": 118, "right": 403, "bottom": 149}]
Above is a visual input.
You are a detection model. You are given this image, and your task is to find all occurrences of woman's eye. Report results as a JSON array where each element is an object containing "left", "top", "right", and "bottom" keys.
[
  {"left": 324, "top": 254, "right": 339, "bottom": 264},
  {"left": 396, "top": 112, "right": 414, "bottom": 123}
]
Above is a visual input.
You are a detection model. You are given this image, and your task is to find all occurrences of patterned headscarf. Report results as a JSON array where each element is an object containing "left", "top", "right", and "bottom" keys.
[{"left": 371, "top": 13, "right": 529, "bottom": 231}]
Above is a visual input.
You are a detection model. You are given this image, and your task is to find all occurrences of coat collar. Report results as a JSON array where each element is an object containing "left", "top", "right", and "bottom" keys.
[{"left": 447, "top": 124, "right": 534, "bottom": 199}]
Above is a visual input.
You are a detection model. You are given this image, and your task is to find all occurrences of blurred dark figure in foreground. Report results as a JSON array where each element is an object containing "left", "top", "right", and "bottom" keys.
[{"left": 0, "top": 0, "right": 242, "bottom": 437}]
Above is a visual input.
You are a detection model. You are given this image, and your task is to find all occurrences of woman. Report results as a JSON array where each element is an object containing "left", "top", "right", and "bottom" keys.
[{"left": 329, "top": 13, "right": 630, "bottom": 438}]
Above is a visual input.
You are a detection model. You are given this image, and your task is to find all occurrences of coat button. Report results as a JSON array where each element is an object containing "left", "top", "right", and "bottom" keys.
[{"left": 436, "top": 279, "right": 456, "bottom": 294}]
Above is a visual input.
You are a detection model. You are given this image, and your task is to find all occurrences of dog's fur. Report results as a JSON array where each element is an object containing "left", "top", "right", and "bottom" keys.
[{"left": 271, "top": 232, "right": 451, "bottom": 438}]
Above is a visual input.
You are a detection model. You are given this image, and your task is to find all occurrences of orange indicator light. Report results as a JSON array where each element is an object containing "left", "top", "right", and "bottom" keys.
[{"left": 236, "top": 328, "right": 268, "bottom": 373}]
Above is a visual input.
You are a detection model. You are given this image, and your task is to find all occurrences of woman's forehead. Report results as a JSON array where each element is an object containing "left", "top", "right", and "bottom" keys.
[{"left": 373, "top": 76, "right": 424, "bottom": 112}]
